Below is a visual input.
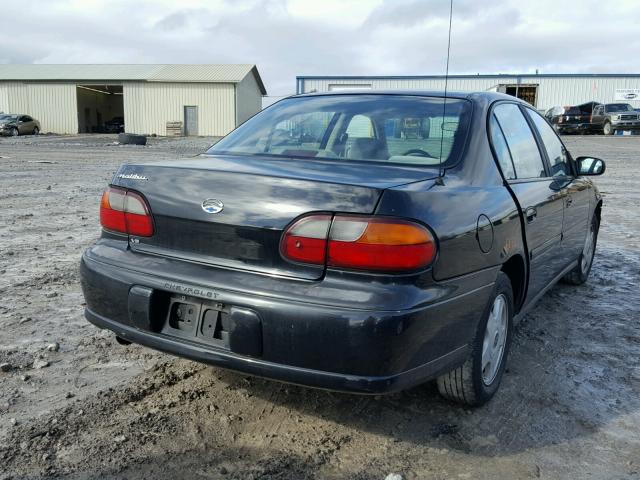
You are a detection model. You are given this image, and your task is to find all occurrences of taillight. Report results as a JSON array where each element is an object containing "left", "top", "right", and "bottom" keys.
[
  {"left": 328, "top": 216, "right": 436, "bottom": 271},
  {"left": 280, "top": 214, "right": 331, "bottom": 264},
  {"left": 100, "top": 186, "right": 154, "bottom": 237},
  {"left": 281, "top": 214, "right": 436, "bottom": 272}
]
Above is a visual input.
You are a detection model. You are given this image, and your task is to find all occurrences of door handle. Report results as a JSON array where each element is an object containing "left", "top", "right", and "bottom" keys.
[
  {"left": 525, "top": 207, "right": 537, "bottom": 223},
  {"left": 566, "top": 196, "right": 573, "bottom": 207}
]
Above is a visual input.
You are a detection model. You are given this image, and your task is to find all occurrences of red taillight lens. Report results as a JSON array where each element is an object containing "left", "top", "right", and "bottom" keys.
[
  {"left": 280, "top": 214, "right": 436, "bottom": 272},
  {"left": 328, "top": 216, "right": 436, "bottom": 271},
  {"left": 281, "top": 214, "right": 331, "bottom": 264},
  {"left": 100, "top": 186, "right": 154, "bottom": 237}
]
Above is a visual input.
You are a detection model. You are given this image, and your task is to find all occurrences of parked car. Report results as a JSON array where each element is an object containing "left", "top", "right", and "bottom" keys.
[
  {"left": 591, "top": 103, "right": 640, "bottom": 134},
  {"left": 0, "top": 114, "right": 41, "bottom": 136},
  {"left": 80, "top": 91, "right": 605, "bottom": 406},
  {"left": 544, "top": 101, "right": 600, "bottom": 134},
  {"left": 105, "top": 116, "right": 125, "bottom": 133}
]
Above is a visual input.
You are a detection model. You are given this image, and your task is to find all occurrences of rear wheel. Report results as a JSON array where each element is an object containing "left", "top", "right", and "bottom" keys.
[
  {"left": 33, "top": 126, "right": 39, "bottom": 135},
  {"left": 562, "top": 215, "right": 599, "bottom": 285},
  {"left": 437, "top": 272, "right": 513, "bottom": 406},
  {"left": 603, "top": 121, "right": 613, "bottom": 135}
]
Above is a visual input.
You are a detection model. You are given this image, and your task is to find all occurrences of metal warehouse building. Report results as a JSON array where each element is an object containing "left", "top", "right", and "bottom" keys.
[
  {"left": 0, "top": 64, "right": 266, "bottom": 136},
  {"left": 296, "top": 74, "right": 640, "bottom": 111}
]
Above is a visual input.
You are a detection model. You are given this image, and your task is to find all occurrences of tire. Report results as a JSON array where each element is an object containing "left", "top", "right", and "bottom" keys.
[
  {"left": 33, "top": 127, "right": 39, "bottom": 135},
  {"left": 437, "top": 272, "right": 514, "bottom": 406},
  {"left": 603, "top": 121, "right": 613, "bottom": 135},
  {"left": 562, "top": 215, "right": 599, "bottom": 285},
  {"left": 117, "top": 133, "right": 147, "bottom": 146},
  {"left": 10, "top": 127, "right": 18, "bottom": 137}
]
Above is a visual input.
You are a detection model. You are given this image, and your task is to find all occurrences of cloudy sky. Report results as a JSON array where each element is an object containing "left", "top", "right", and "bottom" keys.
[{"left": 1, "top": 0, "right": 638, "bottom": 96}]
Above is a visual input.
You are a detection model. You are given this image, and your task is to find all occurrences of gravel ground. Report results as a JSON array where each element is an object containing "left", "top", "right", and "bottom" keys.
[{"left": 0, "top": 134, "right": 638, "bottom": 480}]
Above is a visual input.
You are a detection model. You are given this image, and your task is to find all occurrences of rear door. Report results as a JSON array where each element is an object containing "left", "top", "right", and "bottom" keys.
[
  {"left": 18, "top": 115, "right": 32, "bottom": 134},
  {"left": 525, "top": 108, "right": 592, "bottom": 264},
  {"left": 591, "top": 105, "right": 604, "bottom": 128},
  {"left": 490, "top": 102, "right": 567, "bottom": 302}
]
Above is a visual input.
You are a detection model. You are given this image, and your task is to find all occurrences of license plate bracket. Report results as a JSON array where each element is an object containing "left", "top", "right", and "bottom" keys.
[
  {"left": 161, "top": 294, "right": 228, "bottom": 349},
  {"left": 160, "top": 294, "right": 263, "bottom": 357}
]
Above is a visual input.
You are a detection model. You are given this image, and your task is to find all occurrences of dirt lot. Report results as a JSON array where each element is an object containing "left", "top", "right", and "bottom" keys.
[{"left": 0, "top": 134, "right": 638, "bottom": 480}]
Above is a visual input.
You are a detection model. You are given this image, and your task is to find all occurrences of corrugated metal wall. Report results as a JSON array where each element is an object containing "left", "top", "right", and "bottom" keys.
[
  {"left": 0, "top": 84, "right": 8, "bottom": 113},
  {"left": 235, "top": 73, "right": 262, "bottom": 125},
  {"left": 123, "top": 82, "right": 236, "bottom": 136},
  {"left": 299, "top": 76, "right": 640, "bottom": 110},
  {"left": 0, "top": 82, "right": 77, "bottom": 133}
]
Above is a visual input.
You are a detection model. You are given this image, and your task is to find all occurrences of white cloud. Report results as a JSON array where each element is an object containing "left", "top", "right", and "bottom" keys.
[{"left": 1, "top": 0, "right": 639, "bottom": 96}]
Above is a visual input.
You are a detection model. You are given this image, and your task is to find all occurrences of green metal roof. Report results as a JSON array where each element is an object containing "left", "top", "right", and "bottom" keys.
[{"left": 0, "top": 64, "right": 266, "bottom": 94}]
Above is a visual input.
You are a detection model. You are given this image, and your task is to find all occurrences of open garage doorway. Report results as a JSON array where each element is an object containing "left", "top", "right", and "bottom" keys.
[
  {"left": 495, "top": 84, "right": 538, "bottom": 107},
  {"left": 76, "top": 85, "right": 124, "bottom": 133}
]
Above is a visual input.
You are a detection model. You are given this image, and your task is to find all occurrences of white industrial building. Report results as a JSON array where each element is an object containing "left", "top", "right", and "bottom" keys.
[
  {"left": 296, "top": 74, "right": 640, "bottom": 111},
  {"left": 0, "top": 64, "right": 266, "bottom": 136}
]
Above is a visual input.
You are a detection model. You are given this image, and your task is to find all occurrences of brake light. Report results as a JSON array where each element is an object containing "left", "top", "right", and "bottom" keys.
[
  {"left": 281, "top": 214, "right": 331, "bottom": 264},
  {"left": 281, "top": 214, "right": 436, "bottom": 272},
  {"left": 100, "top": 186, "right": 154, "bottom": 237}
]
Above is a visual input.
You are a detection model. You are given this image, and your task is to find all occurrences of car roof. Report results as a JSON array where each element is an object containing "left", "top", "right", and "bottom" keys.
[{"left": 293, "top": 89, "right": 527, "bottom": 104}]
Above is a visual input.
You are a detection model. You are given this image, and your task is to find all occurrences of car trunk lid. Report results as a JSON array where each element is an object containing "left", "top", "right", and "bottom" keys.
[{"left": 112, "top": 154, "right": 438, "bottom": 280}]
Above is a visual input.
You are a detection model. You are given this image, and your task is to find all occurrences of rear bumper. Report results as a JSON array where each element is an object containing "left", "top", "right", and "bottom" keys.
[
  {"left": 85, "top": 307, "right": 468, "bottom": 394},
  {"left": 80, "top": 244, "right": 495, "bottom": 394},
  {"left": 557, "top": 123, "right": 594, "bottom": 132}
]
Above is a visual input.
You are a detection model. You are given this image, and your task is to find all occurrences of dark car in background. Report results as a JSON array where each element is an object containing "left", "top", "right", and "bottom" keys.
[
  {"left": 0, "top": 114, "right": 41, "bottom": 136},
  {"left": 591, "top": 103, "right": 640, "bottom": 134},
  {"left": 545, "top": 101, "right": 600, "bottom": 134},
  {"left": 80, "top": 91, "right": 605, "bottom": 406},
  {"left": 105, "top": 116, "right": 125, "bottom": 133}
]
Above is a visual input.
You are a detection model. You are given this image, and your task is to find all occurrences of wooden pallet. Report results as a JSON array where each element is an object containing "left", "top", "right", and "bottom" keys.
[{"left": 166, "top": 121, "right": 183, "bottom": 137}]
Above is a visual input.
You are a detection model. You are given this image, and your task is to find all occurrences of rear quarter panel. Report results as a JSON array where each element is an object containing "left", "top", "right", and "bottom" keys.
[
  {"left": 377, "top": 178, "right": 523, "bottom": 281},
  {"left": 375, "top": 103, "right": 525, "bottom": 282}
]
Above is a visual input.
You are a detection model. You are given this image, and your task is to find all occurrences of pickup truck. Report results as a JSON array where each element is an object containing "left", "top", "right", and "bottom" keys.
[
  {"left": 544, "top": 102, "right": 599, "bottom": 134},
  {"left": 591, "top": 103, "right": 640, "bottom": 135}
]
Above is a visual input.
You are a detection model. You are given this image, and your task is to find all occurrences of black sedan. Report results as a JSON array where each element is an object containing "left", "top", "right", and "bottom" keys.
[{"left": 80, "top": 91, "right": 605, "bottom": 406}]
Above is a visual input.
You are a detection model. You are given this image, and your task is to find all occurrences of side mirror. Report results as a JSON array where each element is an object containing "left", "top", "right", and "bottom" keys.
[{"left": 576, "top": 156, "right": 606, "bottom": 176}]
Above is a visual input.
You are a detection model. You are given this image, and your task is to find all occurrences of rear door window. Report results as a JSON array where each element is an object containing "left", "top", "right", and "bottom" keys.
[
  {"left": 493, "top": 103, "right": 546, "bottom": 179},
  {"left": 526, "top": 109, "right": 571, "bottom": 177},
  {"left": 489, "top": 114, "right": 516, "bottom": 180}
]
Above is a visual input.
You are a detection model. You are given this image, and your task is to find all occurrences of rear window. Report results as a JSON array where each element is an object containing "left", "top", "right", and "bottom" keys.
[{"left": 208, "top": 95, "right": 472, "bottom": 167}]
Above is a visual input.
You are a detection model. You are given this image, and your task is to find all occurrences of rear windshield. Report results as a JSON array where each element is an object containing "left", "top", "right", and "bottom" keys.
[{"left": 208, "top": 94, "right": 472, "bottom": 166}]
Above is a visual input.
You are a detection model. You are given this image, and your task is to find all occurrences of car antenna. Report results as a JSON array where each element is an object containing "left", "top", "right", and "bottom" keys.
[{"left": 436, "top": 0, "right": 454, "bottom": 185}]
